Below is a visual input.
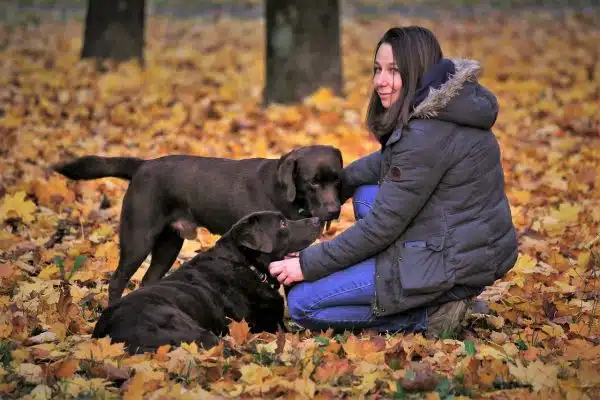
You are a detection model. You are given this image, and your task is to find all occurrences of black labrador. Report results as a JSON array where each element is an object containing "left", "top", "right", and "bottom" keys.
[
  {"left": 53, "top": 145, "right": 343, "bottom": 305},
  {"left": 91, "top": 211, "right": 322, "bottom": 355}
]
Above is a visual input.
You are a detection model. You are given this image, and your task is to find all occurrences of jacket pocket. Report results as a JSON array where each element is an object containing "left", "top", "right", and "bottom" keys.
[{"left": 398, "top": 236, "right": 452, "bottom": 295}]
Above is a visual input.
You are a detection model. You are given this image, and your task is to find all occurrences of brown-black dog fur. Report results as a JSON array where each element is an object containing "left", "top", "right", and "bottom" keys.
[
  {"left": 53, "top": 145, "right": 343, "bottom": 305},
  {"left": 92, "top": 211, "right": 322, "bottom": 355}
]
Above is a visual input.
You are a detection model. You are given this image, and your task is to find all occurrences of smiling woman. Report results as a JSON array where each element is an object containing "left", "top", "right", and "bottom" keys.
[{"left": 269, "top": 25, "right": 518, "bottom": 338}]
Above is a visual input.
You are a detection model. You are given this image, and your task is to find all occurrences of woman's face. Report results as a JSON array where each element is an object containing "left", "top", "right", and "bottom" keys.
[{"left": 373, "top": 43, "right": 402, "bottom": 108}]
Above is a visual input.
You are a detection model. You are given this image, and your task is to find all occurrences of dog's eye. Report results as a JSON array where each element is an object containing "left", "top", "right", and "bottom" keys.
[{"left": 280, "top": 220, "right": 288, "bottom": 228}]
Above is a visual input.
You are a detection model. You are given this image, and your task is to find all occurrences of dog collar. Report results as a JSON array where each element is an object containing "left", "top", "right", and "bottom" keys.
[{"left": 249, "top": 265, "right": 277, "bottom": 289}]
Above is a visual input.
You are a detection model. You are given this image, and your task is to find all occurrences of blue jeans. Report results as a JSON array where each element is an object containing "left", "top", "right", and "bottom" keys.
[{"left": 288, "top": 185, "right": 428, "bottom": 333}]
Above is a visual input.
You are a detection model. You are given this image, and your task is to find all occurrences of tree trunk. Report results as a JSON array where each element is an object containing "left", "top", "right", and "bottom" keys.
[
  {"left": 81, "top": 0, "right": 146, "bottom": 66},
  {"left": 264, "top": 0, "right": 343, "bottom": 106}
]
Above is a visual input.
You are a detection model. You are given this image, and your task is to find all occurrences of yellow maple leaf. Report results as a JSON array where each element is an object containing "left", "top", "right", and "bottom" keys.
[
  {"left": 342, "top": 335, "right": 386, "bottom": 363},
  {"left": 0, "top": 321, "right": 12, "bottom": 339},
  {"left": 551, "top": 202, "right": 581, "bottom": 224},
  {"left": 509, "top": 189, "right": 532, "bottom": 205},
  {"left": 89, "top": 224, "right": 115, "bottom": 244},
  {"left": 240, "top": 363, "right": 272, "bottom": 385},
  {"left": 512, "top": 253, "right": 538, "bottom": 274},
  {"left": 541, "top": 323, "right": 566, "bottom": 339},
  {"left": 577, "top": 251, "right": 590, "bottom": 270},
  {"left": 38, "top": 264, "right": 60, "bottom": 280},
  {"left": 123, "top": 371, "right": 147, "bottom": 400},
  {"left": 73, "top": 336, "right": 125, "bottom": 360},
  {"left": 0, "top": 191, "right": 37, "bottom": 224},
  {"left": 57, "top": 376, "right": 112, "bottom": 399},
  {"left": 94, "top": 242, "right": 119, "bottom": 263},
  {"left": 509, "top": 360, "right": 559, "bottom": 391},
  {"left": 180, "top": 341, "right": 199, "bottom": 355},
  {"left": 354, "top": 368, "right": 393, "bottom": 395}
]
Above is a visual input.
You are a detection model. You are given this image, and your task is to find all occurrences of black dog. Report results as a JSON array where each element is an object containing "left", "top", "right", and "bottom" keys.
[
  {"left": 53, "top": 145, "right": 343, "bottom": 305},
  {"left": 91, "top": 211, "right": 322, "bottom": 355}
]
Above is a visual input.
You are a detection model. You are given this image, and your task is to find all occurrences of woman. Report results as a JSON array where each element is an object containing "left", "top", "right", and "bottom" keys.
[{"left": 269, "top": 26, "right": 518, "bottom": 337}]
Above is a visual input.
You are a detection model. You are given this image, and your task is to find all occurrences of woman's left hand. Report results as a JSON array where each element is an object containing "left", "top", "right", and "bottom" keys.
[{"left": 269, "top": 256, "right": 304, "bottom": 286}]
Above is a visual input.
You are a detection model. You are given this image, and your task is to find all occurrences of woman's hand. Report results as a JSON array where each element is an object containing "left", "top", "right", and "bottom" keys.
[{"left": 269, "top": 255, "right": 304, "bottom": 286}]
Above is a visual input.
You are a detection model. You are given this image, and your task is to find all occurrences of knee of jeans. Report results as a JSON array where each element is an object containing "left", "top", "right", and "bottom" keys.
[
  {"left": 286, "top": 284, "right": 314, "bottom": 321},
  {"left": 353, "top": 201, "right": 373, "bottom": 220},
  {"left": 352, "top": 185, "right": 378, "bottom": 219}
]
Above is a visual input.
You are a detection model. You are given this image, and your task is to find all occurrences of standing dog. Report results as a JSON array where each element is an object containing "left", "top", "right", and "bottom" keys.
[
  {"left": 53, "top": 145, "right": 343, "bottom": 305},
  {"left": 92, "top": 211, "right": 322, "bottom": 355}
]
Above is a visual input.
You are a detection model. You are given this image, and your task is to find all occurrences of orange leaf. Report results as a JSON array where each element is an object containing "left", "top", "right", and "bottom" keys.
[
  {"left": 155, "top": 344, "right": 171, "bottom": 361},
  {"left": 54, "top": 358, "right": 80, "bottom": 378},
  {"left": 228, "top": 319, "right": 250, "bottom": 346},
  {"left": 313, "top": 358, "right": 353, "bottom": 384},
  {"left": 342, "top": 335, "right": 386, "bottom": 362}
]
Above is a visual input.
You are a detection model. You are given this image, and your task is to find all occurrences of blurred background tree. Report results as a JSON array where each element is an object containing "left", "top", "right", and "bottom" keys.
[
  {"left": 81, "top": 0, "right": 146, "bottom": 65},
  {"left": 263, "top": 0, "right": 342, "bottom": 105}
]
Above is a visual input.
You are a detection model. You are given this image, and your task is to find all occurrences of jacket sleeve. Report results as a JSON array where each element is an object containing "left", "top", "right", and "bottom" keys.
[
  {"left": 300, "top": 130, "right": 451, "bottom": 281},
  {"left": 340, "top": 151, "right": 382, "bottom": 201}
]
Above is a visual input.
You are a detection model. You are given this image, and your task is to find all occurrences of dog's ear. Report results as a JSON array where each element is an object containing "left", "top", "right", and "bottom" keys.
[
  {"left": 234, "top": 215, "right": 275, "bottom": 253},
  {"left": 277, "top": 153, "right": 297, "bottom": 203}
]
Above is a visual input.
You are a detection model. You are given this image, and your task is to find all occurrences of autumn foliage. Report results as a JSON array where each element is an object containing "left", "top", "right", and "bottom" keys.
[{"left": 0, "top": 8, "right": 599, "bottom": 400}]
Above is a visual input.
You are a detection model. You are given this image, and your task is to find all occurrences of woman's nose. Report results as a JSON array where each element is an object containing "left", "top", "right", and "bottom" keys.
[{"left": 376, "top": 72, "right": 389, "bottom": 87}]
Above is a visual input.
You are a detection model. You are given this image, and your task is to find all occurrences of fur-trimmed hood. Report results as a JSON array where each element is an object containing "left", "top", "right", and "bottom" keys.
[{"left": 410, "top": 59, "right": 499, "bottom": 130}]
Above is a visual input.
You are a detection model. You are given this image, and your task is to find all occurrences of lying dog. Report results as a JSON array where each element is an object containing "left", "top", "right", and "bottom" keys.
[
  {"left": 53, "top": 145, "right": 343, "bottom": 305},
  {"left": 92, "top": 211, "right": 322, "bottom": 355}
]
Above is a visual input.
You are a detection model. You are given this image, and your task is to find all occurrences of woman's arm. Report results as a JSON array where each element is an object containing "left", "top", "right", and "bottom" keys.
[
  {"left": 340, "top": 151, "right": 382, "bottom": 202},
  {"left": 300, "top": 131, "right": 451, "bottom": 281}
]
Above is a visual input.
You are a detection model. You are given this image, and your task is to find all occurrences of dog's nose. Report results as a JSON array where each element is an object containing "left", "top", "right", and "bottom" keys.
[
  {"left": 326, "top": 203, "right": 340, "bottom": 216},
  {"left": 326, "top": 210, "right": 340, "bottom": 220}
]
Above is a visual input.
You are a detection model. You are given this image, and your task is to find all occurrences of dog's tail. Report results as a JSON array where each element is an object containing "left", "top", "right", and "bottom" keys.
[{"left": 53, "top": 155, "right": 144, "bottom": 181}]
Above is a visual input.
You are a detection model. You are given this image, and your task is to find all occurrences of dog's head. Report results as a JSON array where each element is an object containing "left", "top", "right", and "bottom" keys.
[
  {"left": 228, "top": 211, "right": 322, "bottom": 267},
  {"left": 276, "top": 145, "right": 343, "bottom": 222}
]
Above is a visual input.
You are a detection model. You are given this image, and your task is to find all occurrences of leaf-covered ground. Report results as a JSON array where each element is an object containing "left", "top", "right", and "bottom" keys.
[{"left": 0, "top": 8, "right": 599, "bottom": 400}]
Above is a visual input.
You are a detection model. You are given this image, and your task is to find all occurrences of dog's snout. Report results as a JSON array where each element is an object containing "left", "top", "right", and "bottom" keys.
[
  {"left": 326, "top": 205, "right": 341, "bottom": 220},
  {"left": 326, "top": 203, "right": 341, "bottom": 215},
  {"left": 329, "top": 212, "right": 340, "bottom": 220}
]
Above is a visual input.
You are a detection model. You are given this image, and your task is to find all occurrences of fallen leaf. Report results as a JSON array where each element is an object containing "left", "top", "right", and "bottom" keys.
[
  {"left": 228, "top": 319, "right": 250, "bottom": 346},
  {"left": 509, "top": 360, "right": 559, "bottom": 391},
  {"left": 0, "top": 191, "right": 36, "bottom": 224}
]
